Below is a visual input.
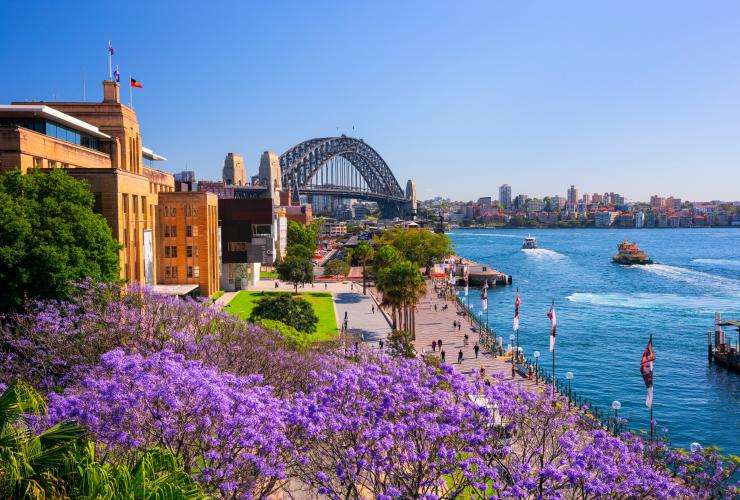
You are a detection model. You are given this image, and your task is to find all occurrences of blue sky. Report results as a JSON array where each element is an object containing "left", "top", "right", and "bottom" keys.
[{"left": 2, "top": 1, "right": 739, "bottom": 201}]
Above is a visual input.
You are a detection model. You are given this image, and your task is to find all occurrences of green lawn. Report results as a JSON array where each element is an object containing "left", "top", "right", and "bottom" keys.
[
  {"left": 224, "top": 291, "right": 338, "bottom": 342},
  {"left": 260, "top": 271, "right": 279, "bottom": 279}
]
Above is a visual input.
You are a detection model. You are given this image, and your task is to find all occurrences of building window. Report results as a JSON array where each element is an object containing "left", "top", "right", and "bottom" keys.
[
  {"left": 172, "top": 207, "right": 176, "bottom": 216},
  {"left": 171, "top": 266, "right": 177, "bottom": 279},
  {"left": 186, "top": 225, "right": 192, "bottom": 237},
  {"left": 164, "top": 246, "right": 170, "bottom": 258},
  {"left": 252, "top": 224, "right": 272, "bottom": 237},
  {"left": 193, "top": 226, "right": 198, "bottom": 237},
  {"left": 171, "top": 246, "right": 177, "bottom": 258},
  {"left": 165, "top": 266, "right": 171, "bottom": 278},
  {"left": 164, "top": 225, "right": 170, "bottom": 237},
  {"left": 92, "top": 193, "right": 103, "bottom": 214},
  {"left": 170, "top": 226, "right": 176, "bottom": 237},
  {"left": 193, "top": 266, "right": 200, "bottom": 278},
  {"left": 33, "top": 157, "right": 43, "bottom": 168},
  {"left": 228, "top": 241, "right": 248, "bottom": 252},
  {"left": 186, "top": 246, "right": 193, "bottom": 257},
  {"left": 194, "top": 245, "right": 199, "bottom": 256},
  {"left": 187, "top": 266, "right": 193, "bottom": 278}
]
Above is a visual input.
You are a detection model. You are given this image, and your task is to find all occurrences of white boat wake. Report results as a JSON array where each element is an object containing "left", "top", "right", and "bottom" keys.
[
  {"left": 634, "top": 263, "right": 740, "bottom": 294},
  {"left": 449, "top": 232, "right": 522, "bottom": 239},
  {"left": 567, "top": 292, "right": 740, "bottom": 313},
  {"left": 691, "top": 258, "right": 740, "bottom": 269},
  {"left": 522, "top": 248, "right": 566, "bottom": 260}
]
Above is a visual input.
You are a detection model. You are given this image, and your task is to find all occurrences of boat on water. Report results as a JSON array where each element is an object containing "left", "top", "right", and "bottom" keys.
[
  {"left": 612, "top": 241, "right": 652, "bottom": 265},
  {"left": 522, "top": 235, "right": 537, "bottom": 250}
]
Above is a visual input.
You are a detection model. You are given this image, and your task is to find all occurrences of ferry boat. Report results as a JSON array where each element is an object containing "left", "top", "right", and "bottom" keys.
[
  {"left": 612, "top": 241, "right": 652, "bottom": 265},
  {"left": 522, "top": 235, "right": 537, "bottom": 250}
]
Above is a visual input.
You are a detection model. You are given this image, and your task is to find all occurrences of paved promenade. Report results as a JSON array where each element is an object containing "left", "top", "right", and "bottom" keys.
[{"left": 406, "top": 283, "right": 540, "bottom": 391}]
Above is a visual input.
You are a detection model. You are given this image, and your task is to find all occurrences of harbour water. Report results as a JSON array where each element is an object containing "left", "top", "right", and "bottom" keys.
[{"left": 450, "top": 228, "right": 740, "bottom": 455}]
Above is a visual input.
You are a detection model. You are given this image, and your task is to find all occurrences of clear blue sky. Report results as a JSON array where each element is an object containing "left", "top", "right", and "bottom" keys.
[{"left": 2, "top": 1, "right": 739, "bottom": 202}]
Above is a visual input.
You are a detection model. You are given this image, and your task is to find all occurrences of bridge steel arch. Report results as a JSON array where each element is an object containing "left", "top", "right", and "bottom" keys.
[{"left": 279, "top": 136, "right": 409, "bottom": 216}]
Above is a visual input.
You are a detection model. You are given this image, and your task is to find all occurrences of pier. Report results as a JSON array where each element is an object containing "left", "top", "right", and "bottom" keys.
[
  {"left": 709, "top": 313, "right": 740, "bottom": 373},
  {"left": 450, "top": 256, "right": 512, "bottom": 286}
]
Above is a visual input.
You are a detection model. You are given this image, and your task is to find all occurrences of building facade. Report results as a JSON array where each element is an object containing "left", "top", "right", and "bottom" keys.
[
  {"left": 157, "top": 191, "right": 220, "bottom": 296},
  {"left": 499, "top": 184, "right": 511, "bottom": 209}
]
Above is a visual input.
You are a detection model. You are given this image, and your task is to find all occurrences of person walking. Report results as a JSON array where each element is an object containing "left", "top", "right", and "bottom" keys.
[
  {"left": 274, "top": 280, "right": 279, "bottom": 289},
  {"left": 438, "top": 339, "right": 443, "bottom": 349},
  {"left": 440, "top": 349, "right": 446, "bottom": 363},
  {"left": 474, "top": 343, "right": 480, "bottom": 358},
  {"left": 325, "top": 283, "right": 328, "bottom": 290},
  {"left": 379, "top": 339, "right": 384, "bottom": 350},
  {"left": 432, "top": 340, "right": 437, "bottom": 352},
  {"left": 453, "top": 320, "right": 457, "bottom": 329},
  {"left": 434, "top": 304, "right": 438, "bottom": 312},
  {"left": 458, "top": 322, "right": 461, "bottom": 332},
  {"left": 457, "top": 349, "right": 464, "bottom": 364},
  {"left": 464, "top": 333, "right": 469, "bottom": 346},
  {"left": 371, "top": 304, "right": 375, "bottom": 314}
]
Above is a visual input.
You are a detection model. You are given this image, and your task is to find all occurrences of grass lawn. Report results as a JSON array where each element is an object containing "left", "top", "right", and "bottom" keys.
[
  {"left": 260, "top": 271, "right": 279, "bottom": 279},
  {"left": 224, "top": 291, "right": 338, "bottom": 342}
]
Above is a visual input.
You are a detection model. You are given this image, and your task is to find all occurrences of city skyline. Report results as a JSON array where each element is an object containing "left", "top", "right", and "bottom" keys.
[{"left": 2, "top": 1, "right": 740, "bottom": 200}]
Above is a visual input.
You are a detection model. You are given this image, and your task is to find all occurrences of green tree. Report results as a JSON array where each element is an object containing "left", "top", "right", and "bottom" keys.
[
  {"left": 250, "top": 294, "right": 319, "bottom": 334},
  {"left": 287, "top": 221, "right": 317, "bottom": 252},
  {"left": 386, "top": 330, "right": 416, "bottom": 358},
  {"left": 371, "top": 244, "right": 401, "bottom": 279},
  {"left": 0, "top": 169, "right": 120, "bottom": 311},
  {"left": 324, "top": 258, "right": 350, "bottom": 278},
  {"left": 379, "top": 227, "right": 452, "bottom": 272},
  {"left": 353, "top": 242, "right": 374, "bottom": 295},
  {"left": 0, "top": 381, "right": 85, "bottom": 498},
  {"left": 286, "top": 243, "right": 313, "bottom": 261},
  {"left": 277, "top": 256, "right": 314, "bottom": 293},
  {"left": 377, "top": 259, "right": 426, "bottom": 338}
]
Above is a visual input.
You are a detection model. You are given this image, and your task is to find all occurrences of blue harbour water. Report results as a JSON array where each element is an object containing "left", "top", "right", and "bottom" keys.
[{"left": 450, "top": 228, "right": 740, "bottom": 455}]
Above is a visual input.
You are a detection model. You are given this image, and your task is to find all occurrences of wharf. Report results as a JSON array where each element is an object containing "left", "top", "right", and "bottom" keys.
[
  {"left": 710, "top": 316, "right": 740, "bottom": 373},
  {"left": 451, "top": 256, "right": 512, "bottom": 286}
]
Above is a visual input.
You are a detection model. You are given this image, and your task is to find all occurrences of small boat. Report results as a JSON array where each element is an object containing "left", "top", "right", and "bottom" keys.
[
  {"left": 612, "top": 241, "right": 652, "bottom": 265},
  {"left": 522, "top": 235, "right": 537, "bottom": 250}
]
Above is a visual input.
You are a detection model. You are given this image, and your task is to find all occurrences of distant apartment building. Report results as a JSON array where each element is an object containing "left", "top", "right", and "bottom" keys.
[
  {"left": 322, "top": 221, "right": 347, "bottom": 237},
  {"left": 550, "top": 195, "right": 566, "bottom": 210},
  {"left": 635, "top": 212, "right": 645, "bottom": 228},
  {"left": 591, "top": 192, "right": 603, "bottom": 204},
  {"left": 594, "top": 211, "right": 618, "bottom": 227},
  {"left": 498, "top": 184, "right": 512, "bottom": 209},
  {"left": 650, "top": 195, "right": 664, "bottom": 208},
  {"left": 222, "top": 152, "right": 246, "bottom": 186},
  {"left": 526, "top": 199, "right": 546, "bottom": 212},
  {"left": 197, "top": 180, "right": 235, "bottom": 199},
  {"left": 477, "top": 196, "right": 493, "bottom": 207},
  {"left": 620, "top": 213, "right": 635, "bottom": 227},
  {"left": 582, "top": 193, "right": 591, "bottom": 206},
  {"left": 513, "top": 194, "right": 528, "bottom": 210},
  {"left": 567, "top": 185, "right": 579, "bottom": 208},
  {"left": 157, "top": 191, "right": 220, "bottom": 296}
]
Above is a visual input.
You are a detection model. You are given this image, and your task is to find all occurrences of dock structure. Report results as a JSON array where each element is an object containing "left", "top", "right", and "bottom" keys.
[
  {"left": 450, "top": 256, "right": 512, "bottom": 286},
  {"left": 709, "top": 312, "right": 740, "bottom": 373}
]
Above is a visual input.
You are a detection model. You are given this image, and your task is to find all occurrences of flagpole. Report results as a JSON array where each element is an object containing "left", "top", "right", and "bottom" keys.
[
  {"left": 129, "top": 76, "right": 133, "bottom": 108},
  {"left": 108, "top": 41, "right": 112, "bottom": 80},
  {"left": 551, "top": 300, "right": 555, "bottom": 396},
  {"left": 649, "top": 333, "right": 654, "bottom": 445}
]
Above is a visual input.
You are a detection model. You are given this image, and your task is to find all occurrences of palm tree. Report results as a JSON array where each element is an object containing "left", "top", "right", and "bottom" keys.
[
  {"left": 378, "top": 260, "right": 426, "bottom": 339},
  {"left": 0, "top": 381, "right": 85, "bottom": 498},
  {"left": 353, "top": 242, "right": 374, "bottom": 295}
]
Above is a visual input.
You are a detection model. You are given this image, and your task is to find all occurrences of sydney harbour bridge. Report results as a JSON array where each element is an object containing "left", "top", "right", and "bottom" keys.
[{"left": 279, "top": 136, "right": 415, "bottom": 218}]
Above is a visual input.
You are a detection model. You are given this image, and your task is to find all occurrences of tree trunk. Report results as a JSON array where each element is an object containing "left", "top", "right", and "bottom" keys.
[{"left": 362, "top": 264, "right": 367, "bottom": 295}]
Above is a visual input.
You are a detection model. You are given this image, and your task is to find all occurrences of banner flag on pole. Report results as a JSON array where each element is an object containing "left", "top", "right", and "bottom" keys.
[
  {"left": 463, "top": 265, "right": 469, "bottom": 297},
  {"left": 481, "top": 279, "right": 488, "bottom": 311},
  {"left": 130, "top": 77, "right": 143, "bottom": 88},
  {"left": 547, "top": 301, "right": 556, "bottom": 352},
  {"left": 640, "top": 337, "right": 656, "bottom": 408},
  {"left": 113, "top": 65, "right": 120, "bottom": 83},
  {"left": 513, "top": 289, "right": 521, "bottom": 331}
]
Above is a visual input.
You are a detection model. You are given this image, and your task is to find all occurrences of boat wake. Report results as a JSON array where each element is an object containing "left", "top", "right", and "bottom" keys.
[
  {"left": 522, "top": 248, "right": 566, "bottom": 260},
  {"left": 691, "top": 258, "right": 740, "bottom": 269},
  {"left": 635, "top": 263, "right": 740, "bottom": 294},
  {"left": 567, "top": 292, "right": 740, "bottom": 313}
]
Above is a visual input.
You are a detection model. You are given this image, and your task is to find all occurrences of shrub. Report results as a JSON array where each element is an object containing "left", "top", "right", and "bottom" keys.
[{"left": 249, "top": 294, "right": 318, "bottom": 334}]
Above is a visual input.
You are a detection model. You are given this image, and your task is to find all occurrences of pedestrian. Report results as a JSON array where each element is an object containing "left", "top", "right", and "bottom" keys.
[
  {"left": 458, "top": 322, "right": 461, "bottom": 332},
  {"left": 484, "top": 378, "right": 491, "bottom": 387},
  {"left": 274, "top": 280, "right": 279, "bottom": 289},
  {"left": 325, "top": 283, "right": 328, "bottom": 290},
  {"left": 438, "top": 339, "right": 442, "bottom": 349},
  {"left": 480, "top": 366, "right": 486, "bottom": 377},
  {"left": 432, "top": 340, "right": 437, "bottom": 352},
  {"left": 457, "top": 349, "right": 464, "bottom": 364},
  {"left": 434, "top": 304, "right": 438, "bottom": 312},
  {"left": 379, "top": 339, "right": 384, "bottom": 350},
  {"left": 371, "top": 304, "right": 375, "bottom": 314},
  {"left": 453, "top": 320, "right": 457, "bottom": 329},
  {"left": 464, "top": 333, "right": 469, "bottom": 346},
  {"left": 440, "top": 349, "right": 446, "bottom": 363},
  {"left": 474, "top": 343, "right": 480, "bottom": 358}
]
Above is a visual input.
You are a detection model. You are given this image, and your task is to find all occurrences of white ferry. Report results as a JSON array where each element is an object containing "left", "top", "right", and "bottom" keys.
[{"left": 522, "top": 235, "right": 537, "bottom": 250}]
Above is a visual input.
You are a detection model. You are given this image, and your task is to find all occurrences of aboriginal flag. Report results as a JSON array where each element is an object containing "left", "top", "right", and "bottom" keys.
[{"left": 130, "top": 78, "right": 143, "bottom": 88}]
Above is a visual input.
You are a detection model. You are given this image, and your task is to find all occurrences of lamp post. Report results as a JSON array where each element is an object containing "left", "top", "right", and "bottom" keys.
[
  {"left": 565, "top": 372, "right": 573, "bottom": 409},
  {"left": 497, "top": 337, "right": 503, "bottom": 358},
  {"left": 612, "top": 400, "right": 621, "bottom": 435}
]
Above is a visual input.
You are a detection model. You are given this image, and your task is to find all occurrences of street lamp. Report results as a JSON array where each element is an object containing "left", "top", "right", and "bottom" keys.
[
  {"left": 509, "top": 334, "right": 516, "bottom": 377},
  {"left": 565, "top": 371, "right": 573, "bottom": 409},
  {"left": 612, "top": 400, "right": 621, "bottom": 435},
  {"left": 497, "top": 337, "right": 503, "bottom": 358},
  {"left": 534, "top": 351, "right": 540, "bottom": 384}
]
